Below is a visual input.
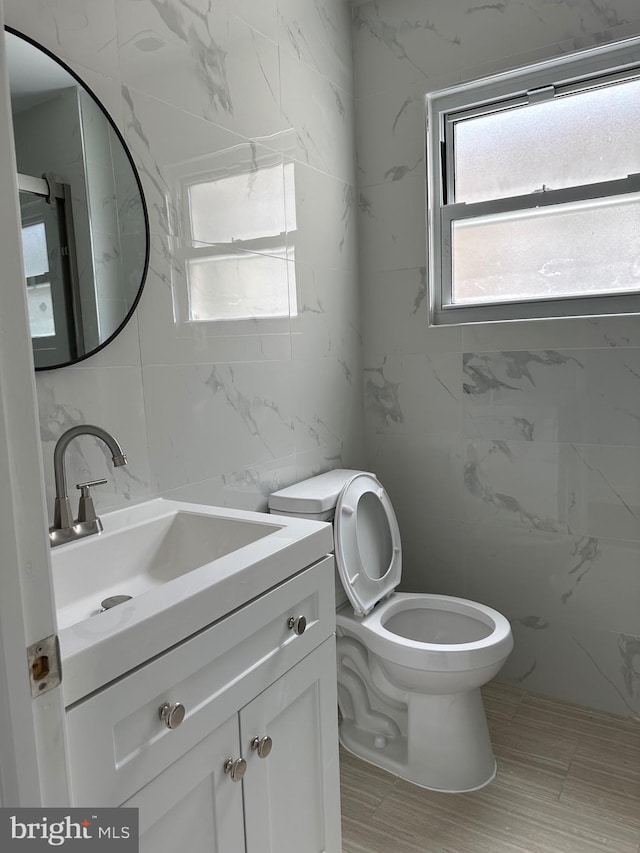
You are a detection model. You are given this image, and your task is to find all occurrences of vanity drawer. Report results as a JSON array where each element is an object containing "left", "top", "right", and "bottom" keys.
[{"left": 65, "top": 556, "right": 334, "bottom": 806}]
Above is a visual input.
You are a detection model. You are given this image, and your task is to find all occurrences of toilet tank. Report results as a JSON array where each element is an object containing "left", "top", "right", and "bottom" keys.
[
  {"left": 269, "top": 469, "right": 373, "bottom": 611},
  {"left": 268, "top": 469, "right": 370, "bottom": 521}
]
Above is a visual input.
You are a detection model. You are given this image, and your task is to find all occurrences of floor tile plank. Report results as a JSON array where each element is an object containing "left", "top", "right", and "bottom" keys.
[{"left": 340, "top": 685, "right": 640, "bottom": 853}]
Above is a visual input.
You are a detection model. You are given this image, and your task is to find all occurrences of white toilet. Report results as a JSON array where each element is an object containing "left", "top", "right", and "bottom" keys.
[{"left": 269, "top": 469, "right": 513, "bottom": 793}]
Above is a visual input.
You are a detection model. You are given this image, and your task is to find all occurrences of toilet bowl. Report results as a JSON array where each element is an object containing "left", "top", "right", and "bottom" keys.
[{"left": 269, "top": 469, "right": 513, "bottom": 793}]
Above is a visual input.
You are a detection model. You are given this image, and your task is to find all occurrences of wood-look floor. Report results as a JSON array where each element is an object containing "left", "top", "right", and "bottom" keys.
[{"left": 340, "top": 682, "right": 640, "bottom": 853}]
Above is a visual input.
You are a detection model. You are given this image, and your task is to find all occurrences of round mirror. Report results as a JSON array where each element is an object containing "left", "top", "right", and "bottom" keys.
[{"left": 6, "top": 28, "right": 149, "bottom": 370}]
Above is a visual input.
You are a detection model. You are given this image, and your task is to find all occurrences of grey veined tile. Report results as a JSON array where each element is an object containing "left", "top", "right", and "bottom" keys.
[
  {"left": 463, "top": 350, "right": 587, "bottom": 444},
  {"left": 117, "top": 0, "right": 285, "bottom": 142},
  {"left": 365, "top": 353, "right": 461, "bottom": 436},
  {"left": 462, "top": 436, "right": 640, "bottom": 541},
  {"left": 463, "top": 348, "right": 640, "bottom": 447},
  {"left": 462, "top": 439, "right": 579, "bottom": 534}
]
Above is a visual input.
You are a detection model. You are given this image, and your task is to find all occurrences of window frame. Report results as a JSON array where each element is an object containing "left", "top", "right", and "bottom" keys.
[{"left": 426, "top": 36, "right": 640, "bottom": 326}]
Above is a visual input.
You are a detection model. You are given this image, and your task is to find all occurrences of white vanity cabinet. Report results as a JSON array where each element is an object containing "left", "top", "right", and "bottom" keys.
[
  {"left": 64, "top": 557, "right": 342, "bottom": 852},
  {"left": 123, "top": 713, "right": 245, "bottom": 852},
  {"left": 240, "top": 639, "right": 341, "bottom": 853}
]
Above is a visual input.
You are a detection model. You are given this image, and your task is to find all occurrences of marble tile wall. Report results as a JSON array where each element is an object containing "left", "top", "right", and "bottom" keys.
[
  {"left": 355, "top": 0, "right": 640, "bottom": 717},
  {"left": 5, "top": 1, "right": 363, "bottom": 519},
  {"left": 6, "top": 0, "right": 640, "bottom": 722}
]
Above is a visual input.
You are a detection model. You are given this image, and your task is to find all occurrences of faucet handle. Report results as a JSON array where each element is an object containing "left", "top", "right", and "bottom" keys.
[
  {"left": 75, "top": 479, "right": 107, "bottom": 523},
  {"left": 76, "top": 478, "right": 108, "bottom": 493}
]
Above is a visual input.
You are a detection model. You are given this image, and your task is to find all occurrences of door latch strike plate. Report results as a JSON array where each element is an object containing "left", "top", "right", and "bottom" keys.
[{"left": 27, "top": 635, "right": 62, "bottom": 698}]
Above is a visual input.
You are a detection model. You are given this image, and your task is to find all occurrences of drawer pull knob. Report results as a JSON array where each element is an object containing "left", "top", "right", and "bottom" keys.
[
  {"left": 250, "top": 735, "right": 273, "bottom": 758},
  {"left": 159, "top": 701, "right": 186, "bottom": 730},
  {"left": 287, "top": 615, "right": 307, "bottom": 635},
  {"left": 224, "top": 757, "right": 247, "bottom": 782}
]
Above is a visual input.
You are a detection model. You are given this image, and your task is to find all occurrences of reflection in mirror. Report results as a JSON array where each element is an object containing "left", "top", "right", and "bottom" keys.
[
  {"left": 20, "top": 183, "right": 77, "bottom": 364},
  {"left": 6, "top": 29, "right": 149, "bottom": 370},
  {"left": 170, "top": 144, "right": 297, "bottom": 325}
]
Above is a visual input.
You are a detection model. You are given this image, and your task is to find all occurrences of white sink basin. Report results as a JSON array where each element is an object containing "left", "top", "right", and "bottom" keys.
[
  {"left": 50, "top": 498, "right": 333, "bottom": 705},
  {"left": 54, "top": 510, "right": 275, "bottom": 630}
]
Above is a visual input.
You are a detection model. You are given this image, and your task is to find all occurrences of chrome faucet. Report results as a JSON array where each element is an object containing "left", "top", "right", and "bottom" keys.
[{"left": 49, "top": 425, "right": 128, "bottom": 547}]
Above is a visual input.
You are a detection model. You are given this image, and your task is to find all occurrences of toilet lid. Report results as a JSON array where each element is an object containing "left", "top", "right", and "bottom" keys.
[{"left": 334, "top": 473, "right": 402, "bottom": 617}]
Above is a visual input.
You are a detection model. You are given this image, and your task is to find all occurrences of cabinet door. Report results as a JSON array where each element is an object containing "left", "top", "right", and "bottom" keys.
[
  {"left": 122, "top": 714, "right": 244, "bottom": 853},
  {"left": 240, "top": 636, "right": 342, "bottom": 853}
]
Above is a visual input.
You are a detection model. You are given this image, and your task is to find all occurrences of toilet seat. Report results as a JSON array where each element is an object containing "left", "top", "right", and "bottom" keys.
[
  {"left": 338, "top": 593, "right": 514, "bottom": 673},
  {"left": 334, "top": 473, "right": 402, "bottom": 617}
]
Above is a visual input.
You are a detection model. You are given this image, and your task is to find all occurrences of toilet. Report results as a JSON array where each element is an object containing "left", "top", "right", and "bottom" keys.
[{"left": 269, "top": 469, "right": 513, "bottom": 793}]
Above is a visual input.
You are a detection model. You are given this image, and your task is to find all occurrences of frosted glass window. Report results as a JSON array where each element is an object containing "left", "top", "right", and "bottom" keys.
[
  {"left": 426, "top": 36, "right": 640, "bottom": 324},
  {"left": 452, "top": 193, "right": 640, "bottom": 304},
  {"left": 454, "top": 78, "right": 640, "bottom": 204},
  {"left": 21, "top": 222, "right": 49, "bottom": 278}
]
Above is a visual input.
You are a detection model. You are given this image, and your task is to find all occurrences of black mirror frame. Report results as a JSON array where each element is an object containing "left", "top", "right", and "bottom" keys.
[{"left": 6, "top": 25, "right": 150, "bottom": 371}]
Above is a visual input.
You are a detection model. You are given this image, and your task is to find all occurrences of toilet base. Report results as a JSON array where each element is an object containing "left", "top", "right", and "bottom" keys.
[{"left": 339, "top": 687, "right": 497, "bottom": 793}]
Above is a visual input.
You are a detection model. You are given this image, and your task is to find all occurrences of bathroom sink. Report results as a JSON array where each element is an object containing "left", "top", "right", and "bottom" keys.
[
  {"left": 53, "top": 510, "right": 275, "bottom": 630},
  {"left": 50, "top": 498, "right": 333, "bottom": 705}
]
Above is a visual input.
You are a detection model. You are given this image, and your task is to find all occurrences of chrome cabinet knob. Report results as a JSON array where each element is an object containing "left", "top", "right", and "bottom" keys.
[
  {"left": 224, "top": 757, "right": 247, "bottom": 782},
  {"left": 159, "top": 701, "right": 186, "bottom": 730},
  {"left": 287, "top": 615, "right": 307, "bottom": 635},
  {"left": 250, "top": 735, "right": 273, "bottom": 758}
]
